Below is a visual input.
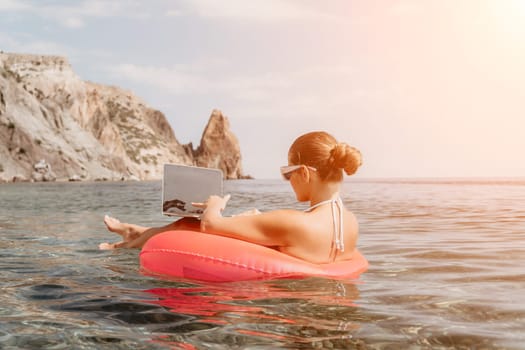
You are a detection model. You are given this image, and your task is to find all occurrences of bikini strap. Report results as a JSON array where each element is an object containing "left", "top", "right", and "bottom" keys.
[
  {"left": 305, "top": 198, "right": 336, "bottom": 212},
  {"left": 332, "top": 198, "right": 344, "bottom": 253},
  {"left": 305, "top": 198, "right": 345, "bottom": 260}
]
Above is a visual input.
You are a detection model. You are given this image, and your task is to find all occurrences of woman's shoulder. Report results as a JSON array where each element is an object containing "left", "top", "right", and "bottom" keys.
[
  {"left": 343, "top": 208, "right": 359, "bottom": 230},
  {"left": 258, "top": 208, "right": 311, "bottom": 226},
  {"left": 255, "top": 209, "right": 314, "bottom": 238}
]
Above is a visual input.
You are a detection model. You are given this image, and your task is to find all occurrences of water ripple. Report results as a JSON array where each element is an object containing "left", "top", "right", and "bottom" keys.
[{"left": 1, "top": 180, "right": 525, "bottom": 348}]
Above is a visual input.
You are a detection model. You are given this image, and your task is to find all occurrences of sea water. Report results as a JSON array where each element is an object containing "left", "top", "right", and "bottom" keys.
[{"left": 1, "top": 179, "right": 524, "bottom": 349}]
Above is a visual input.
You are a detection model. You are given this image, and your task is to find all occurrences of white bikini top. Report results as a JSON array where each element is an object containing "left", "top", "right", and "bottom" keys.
[{"left": 305, "top": 197, "right": 345, "bottom": 260}]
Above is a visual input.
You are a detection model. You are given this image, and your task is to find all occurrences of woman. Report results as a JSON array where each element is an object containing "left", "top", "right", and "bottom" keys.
[{"left": 101, "top": 131, "right": 362, "bottom": 264}]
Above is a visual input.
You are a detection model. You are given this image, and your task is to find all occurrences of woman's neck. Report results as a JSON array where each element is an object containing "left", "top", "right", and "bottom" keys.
[{"left": 309, "top": 181, "right": 341, "bottom": 207}]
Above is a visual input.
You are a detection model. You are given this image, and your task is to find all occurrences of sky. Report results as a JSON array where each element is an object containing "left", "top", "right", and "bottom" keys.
[{"left": 1, "top": 0, "right": 524, "bottom": 179}]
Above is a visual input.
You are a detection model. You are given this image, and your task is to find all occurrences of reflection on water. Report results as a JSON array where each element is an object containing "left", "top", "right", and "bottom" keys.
[{"left": 1, "top": 179, "right": 525, "bottom": 349}]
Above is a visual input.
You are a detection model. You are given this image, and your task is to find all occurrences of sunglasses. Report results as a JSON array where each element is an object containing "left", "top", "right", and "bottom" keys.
[{"left": 280, "top": 165, "right": 317, "bottom": 180}]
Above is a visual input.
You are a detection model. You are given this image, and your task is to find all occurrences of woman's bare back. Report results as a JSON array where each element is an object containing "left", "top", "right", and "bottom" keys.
[{"left": 278, "top": 207, "right": 358, "bottom": 264}]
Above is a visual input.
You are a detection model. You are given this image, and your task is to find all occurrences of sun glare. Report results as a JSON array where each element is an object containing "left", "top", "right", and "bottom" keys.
[{"left": 489, "top": 0, "right": 525, "bottom": 36}]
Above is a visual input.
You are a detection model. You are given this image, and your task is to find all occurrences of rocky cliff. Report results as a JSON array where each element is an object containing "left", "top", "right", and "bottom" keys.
[
  {"left": 0, "top": 52, "right": 246, "bottom": 182},
  {"left": 194, "top": 110, "right": 244, "bottom": 180}
]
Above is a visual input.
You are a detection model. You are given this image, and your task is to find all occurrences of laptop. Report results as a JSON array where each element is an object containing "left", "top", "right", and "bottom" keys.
[{"left": 162, "top": 164, "right": 224, "bottom": 218}]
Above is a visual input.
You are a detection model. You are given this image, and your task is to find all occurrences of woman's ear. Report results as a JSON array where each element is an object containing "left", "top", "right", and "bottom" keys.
[{"left": 300, "top": 165, "right": 310, "bottom": 183}]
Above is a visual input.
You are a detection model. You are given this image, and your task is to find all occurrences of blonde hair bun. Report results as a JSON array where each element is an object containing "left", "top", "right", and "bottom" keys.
[{"left": 330, "top": 143, "right": 363, "bottom": 176}]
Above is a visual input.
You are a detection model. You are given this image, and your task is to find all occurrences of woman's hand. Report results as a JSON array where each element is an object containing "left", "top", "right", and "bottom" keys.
[
  {"left": 192, "top": 194, "right": 231, "bottom": 214},
  {"left": 192, "top": 195, "right": 231, "bottom": 231}
]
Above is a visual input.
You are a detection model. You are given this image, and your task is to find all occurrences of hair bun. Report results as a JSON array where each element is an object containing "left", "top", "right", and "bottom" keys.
[{"left": 330, "top": 143, "right": 362, "bottom": 176}]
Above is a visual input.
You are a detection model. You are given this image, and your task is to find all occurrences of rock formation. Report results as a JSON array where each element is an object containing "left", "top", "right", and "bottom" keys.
[
  {"left": 32, "top": 159, "right": 56, "bottom": 182},
  {"left": 0, "top": 52, "right": 246, "bottom": 182},
  {"left": 194, "top": 109, "right": 244, "bottom": 179}
]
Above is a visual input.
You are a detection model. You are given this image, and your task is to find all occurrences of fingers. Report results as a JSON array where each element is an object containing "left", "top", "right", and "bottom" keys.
[
  {"left": 192, "top": 194, "right": 231, "bottom": 209},
  {"left": 218, "top": 194, "right": 231, "bottom": 211}
]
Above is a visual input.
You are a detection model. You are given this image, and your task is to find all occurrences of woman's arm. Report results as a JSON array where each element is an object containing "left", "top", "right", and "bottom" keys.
[
  {"left": 195, "top": 195, "right": 305, "bottom": 247},
  {"left": 232, "top": 208, "right": 261, "bottom": 216}
]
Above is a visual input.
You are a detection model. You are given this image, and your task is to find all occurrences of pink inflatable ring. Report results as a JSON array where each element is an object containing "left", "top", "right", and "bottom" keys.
[{"left": 140, "top": 230, "right": 368, "bottom": 282}]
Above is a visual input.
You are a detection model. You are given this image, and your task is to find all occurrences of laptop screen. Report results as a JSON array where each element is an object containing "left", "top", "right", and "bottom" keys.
[{"left": 162, "top": 164, "right": 223, "bottom": 217}]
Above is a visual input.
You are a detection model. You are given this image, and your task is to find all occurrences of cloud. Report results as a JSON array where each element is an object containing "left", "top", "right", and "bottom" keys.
[
  {"left": 0, "top": 31, "right": 113, "bottom": 62},
  {"left": 106, "top": 61, "right": 295, "bottom": 98},
  {"left": 104, "top": 61, "right": 381, "bottom": 119},
  {"left": 107, "top": 63, "right": 212, "bottom": 95},
  {"left": 63, "top": 17, "right": 85, "bottom": 28},
  {"left": 0, "top": 32, "right": 73, "bottom": 57},
  {"left": 0, "top": 0, "right": 150, "bottom": 28},
  {"left": 0, "top": 0, "right": 30, "bottom": 11},
  {"left": 167, "top": 0, "right": 336, "bottom": 21}
]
